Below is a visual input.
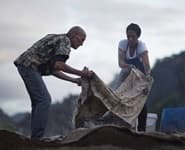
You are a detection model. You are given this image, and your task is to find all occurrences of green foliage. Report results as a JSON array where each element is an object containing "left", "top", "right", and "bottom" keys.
[
  {"left": 151, "top": 94, "right": 183, "bottom": 112},
  {"left": 146, "top": 50, "right": 185, "bottom": 130},
  {"left": 45, "top": 94, "right": 78, "bottom": 136},
  {"left": 0, "top": 123, "right": 16, "bottom": 131},
  {"left": 179, "top": 66, "right": 185, "bottom": 90},
  {"left": 0, "top": 109, "right": 17, "bottom": 132}
]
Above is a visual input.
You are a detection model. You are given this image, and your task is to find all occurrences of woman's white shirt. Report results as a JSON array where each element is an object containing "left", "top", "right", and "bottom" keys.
[{"left": 118, "top": 39, "right": 148, "bottom": 59}]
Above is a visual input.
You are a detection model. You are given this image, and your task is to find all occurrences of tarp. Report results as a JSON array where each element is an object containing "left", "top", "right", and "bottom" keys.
[
  {"left": 75, "top": 68, "right": 153, "bottom": 128},
  {"left": 160, "top": 107, "right": 185, "bottom": 133}
]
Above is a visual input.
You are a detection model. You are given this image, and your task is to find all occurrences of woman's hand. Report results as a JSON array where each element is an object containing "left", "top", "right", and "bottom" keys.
[
  {"left": 142, "top": 88, "right": 149, "bottom": 95},
  {"left": 128, "top": 64, "right": 136, "bottom": 69}
]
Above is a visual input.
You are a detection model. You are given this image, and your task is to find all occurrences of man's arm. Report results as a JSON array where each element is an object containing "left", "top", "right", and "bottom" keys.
[
  {"left": 52, "top": 71, "right": 81, "bottom": 85},
  {"left": 53, "top": 61, "right": 93, "bottom": 78}
]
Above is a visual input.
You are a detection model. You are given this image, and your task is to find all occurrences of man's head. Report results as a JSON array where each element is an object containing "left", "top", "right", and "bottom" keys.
[
  {"left": 67, "top": 26, "right": 86, "bottom": 49},
  {"left": 126, "top": 23, "right": 141, "bottom": 48}
]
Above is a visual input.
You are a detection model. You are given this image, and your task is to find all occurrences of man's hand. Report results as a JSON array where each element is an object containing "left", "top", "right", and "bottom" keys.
[
  {"left": 72, "top": 78, "right": 81, "bottom": 86},
  {"left": 81, "top": 67, "right": 94, "bottom": 79},
  {"left": 84, "top": 70, "right": 94, "bottom": 78}
]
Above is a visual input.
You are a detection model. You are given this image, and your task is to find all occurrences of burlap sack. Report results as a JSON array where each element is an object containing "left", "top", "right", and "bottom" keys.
[{"left": 75, "top": 68, "right": 153, "bottom": 128}]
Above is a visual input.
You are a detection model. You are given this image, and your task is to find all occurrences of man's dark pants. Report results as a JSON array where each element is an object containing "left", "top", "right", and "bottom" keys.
[{"left": 16, "top": 65, "right": 51, "bottom": 139}]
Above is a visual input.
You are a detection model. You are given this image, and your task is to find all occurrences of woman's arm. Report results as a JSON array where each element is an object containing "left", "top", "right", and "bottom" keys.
[
  {"left": 118, "top": 48, "right": 130, "bottom": 68},
  {"left": 141, "top": 51, "right": 151, "bottom": 75}
]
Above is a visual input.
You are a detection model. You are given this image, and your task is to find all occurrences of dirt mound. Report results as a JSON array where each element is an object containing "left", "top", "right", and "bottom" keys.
[{"left": 1, "top": 125, "right": 185, "bottom": 150}]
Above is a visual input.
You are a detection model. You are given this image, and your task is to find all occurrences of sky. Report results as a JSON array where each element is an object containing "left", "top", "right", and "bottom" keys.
[{"left": 0, "top": 0, "right": 185, "bottom": 116}]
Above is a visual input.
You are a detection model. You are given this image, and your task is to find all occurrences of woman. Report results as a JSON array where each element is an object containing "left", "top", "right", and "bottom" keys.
[{"left": 118, "top": 23, "right": 151, "bottom": 131}]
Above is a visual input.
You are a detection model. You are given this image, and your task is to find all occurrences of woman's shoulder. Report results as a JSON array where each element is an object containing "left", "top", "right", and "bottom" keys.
[
  {"left": 119, "top": 39, "right": 128, "bottom": 44},
  {"left": 137, "top": 40, "right": 148, "bottom": 53},
  {"left": 118, "top": 39, "right": 128, "bottom": 49},
  {"left": 138, "top": 40, "right": 146, "bottom": 45}
]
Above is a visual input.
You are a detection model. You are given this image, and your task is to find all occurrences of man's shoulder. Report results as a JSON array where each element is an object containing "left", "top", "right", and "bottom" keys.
[
  {"left": 37, "top": 34, "right": 71, "bottom": 48},
  {"left": 60, "top": 34, "right": 70, "bottom": 43},
  {"left": 53, "top": 34, "right": 71, "bottom": 46},
  {"left": 41, "top": 33, "right": 69, "bottom": 41}
]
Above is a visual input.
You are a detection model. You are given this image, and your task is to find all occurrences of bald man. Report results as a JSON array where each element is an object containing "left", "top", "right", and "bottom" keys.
[{"left": 14, "top": 26, "right": 93, "bottom": 139}]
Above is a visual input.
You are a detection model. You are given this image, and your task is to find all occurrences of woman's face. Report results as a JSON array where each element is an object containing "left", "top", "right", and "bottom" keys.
[{"left": 126, "top": 30, "right": 138, "bottom": 48}]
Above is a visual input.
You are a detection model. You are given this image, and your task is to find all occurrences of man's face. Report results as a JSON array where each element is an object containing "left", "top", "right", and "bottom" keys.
[
  {"left": 71, "top": 34, "right": 86, "bottom": 49},
  {"left": 126, "top": 30, "right": 138, "bottom": 48}
]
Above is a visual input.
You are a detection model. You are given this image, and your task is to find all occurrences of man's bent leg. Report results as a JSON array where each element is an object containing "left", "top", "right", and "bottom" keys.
[{"left": 17, "top": 66, "right": 51, "bottom": 139}]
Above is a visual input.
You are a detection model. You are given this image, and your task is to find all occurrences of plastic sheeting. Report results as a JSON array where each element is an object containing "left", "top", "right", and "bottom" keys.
[{"left": 160, "top": 107, "right": 185, "bottom": 133}]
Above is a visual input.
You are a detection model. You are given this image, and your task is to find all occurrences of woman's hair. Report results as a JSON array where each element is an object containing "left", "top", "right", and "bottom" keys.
[{"left": 126, "top": 23, "right": 141, "bottom": 38}]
